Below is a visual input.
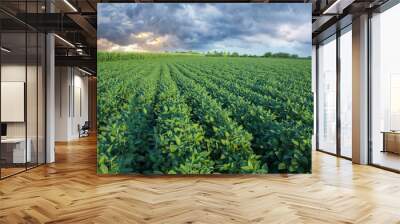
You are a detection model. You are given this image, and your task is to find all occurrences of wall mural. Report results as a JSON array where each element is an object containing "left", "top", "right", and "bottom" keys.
[{"left": 97, "top": 3, "right": 313, "bottom": 174}]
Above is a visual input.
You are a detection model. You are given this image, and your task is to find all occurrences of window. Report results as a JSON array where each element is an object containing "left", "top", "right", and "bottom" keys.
[
  {"left": 317, "top": 35, "right": 337, "bottom": 154},
  {"left": 339, "top": 27, "right": 352, "bottom": 158},
  {"left": 0, "top": 1, "right": 47, "bottom": 179},
  {"left": 370, "top": 3, "right": 400, "bottom": 171}
]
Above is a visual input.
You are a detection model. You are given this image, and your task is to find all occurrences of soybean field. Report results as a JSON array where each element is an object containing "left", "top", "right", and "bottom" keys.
[{"left": 97, "top": 52, "right": 313, "bottom": 174}]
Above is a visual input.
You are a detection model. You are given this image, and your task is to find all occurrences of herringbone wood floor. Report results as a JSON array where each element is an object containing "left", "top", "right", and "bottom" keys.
[{"left": 1, "top": 136, "right": 400, "bottom": 224}]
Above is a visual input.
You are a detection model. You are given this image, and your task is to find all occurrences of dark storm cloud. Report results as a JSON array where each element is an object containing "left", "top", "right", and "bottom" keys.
[{"left": 98, "top": 3, "right": 311, "bottom": 56}]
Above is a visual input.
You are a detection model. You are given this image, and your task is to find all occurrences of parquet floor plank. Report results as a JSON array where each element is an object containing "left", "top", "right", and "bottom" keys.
[{"left": 0, "top": 135, "right": 400, "bottom": 223}]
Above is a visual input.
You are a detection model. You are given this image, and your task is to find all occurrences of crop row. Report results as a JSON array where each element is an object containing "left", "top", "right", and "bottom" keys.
[
  {"left": 97, "top": 55, "right": 312, "bottom": 174},
  {"left": 172, "top": 63, "right": 310, "bottom": 173}
]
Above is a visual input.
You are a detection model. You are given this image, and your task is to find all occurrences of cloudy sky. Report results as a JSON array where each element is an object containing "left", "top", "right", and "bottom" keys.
[{"left": 98, "top": 3, "right": 311, "bottom": 57}]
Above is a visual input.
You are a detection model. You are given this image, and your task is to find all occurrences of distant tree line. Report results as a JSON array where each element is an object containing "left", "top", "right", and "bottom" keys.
[
  {"left": 262, "top": 52, "right": 300, "bottom": 59},
  {"left": 205, "top": 51, "right": 256, "bottom": 57},
  {"left": 205, "top": 51, "right": 309, "bottom": 59}
]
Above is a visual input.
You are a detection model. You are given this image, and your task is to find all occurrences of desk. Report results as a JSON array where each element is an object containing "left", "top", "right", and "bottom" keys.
[
  {"left": 382, "top": 131, "right": 400, "bottom": 154},
  {"left": 1, "top": 138, "right": 31, "bottom": 163}
]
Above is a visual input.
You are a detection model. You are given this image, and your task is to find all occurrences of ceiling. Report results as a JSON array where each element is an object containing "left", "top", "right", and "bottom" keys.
[
  {"left": 311, "top": 0, "right": 390, "bottom": 43},
  {"left": 0, "top": 0, "right": 98, "bottom": 74}
]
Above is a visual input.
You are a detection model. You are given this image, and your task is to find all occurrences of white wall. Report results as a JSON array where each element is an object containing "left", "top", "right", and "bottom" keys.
[
  {"left": 1, "top": 65, "right": 40, "bottom": 137},
  {"left": 1, "top": 63, "right": 46, "bottom": 164},
  {"left": 55, "top": 66, "right": 70, "bottom": 141},
  {"left": 1, "top": 65, "right": 25, "bottom": 81},
  {"left": 55, "top": 67, "right": 89, "bottom": 141},
  {"left": 1, "top": 65, "right": 26, "bottom": 139},
  {"left": 72, "top": 73, "right": 89, "bottom": 138}
]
